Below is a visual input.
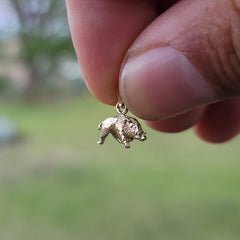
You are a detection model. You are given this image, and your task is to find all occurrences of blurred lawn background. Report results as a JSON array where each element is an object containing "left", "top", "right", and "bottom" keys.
[{"left": 1, "top": 1, "right": 240, "bottom": 240}]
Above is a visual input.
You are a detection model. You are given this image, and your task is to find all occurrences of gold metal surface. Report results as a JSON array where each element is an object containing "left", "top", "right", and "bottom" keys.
[{"left": 97, "top": 102, "right": 146, "bottom": 148}]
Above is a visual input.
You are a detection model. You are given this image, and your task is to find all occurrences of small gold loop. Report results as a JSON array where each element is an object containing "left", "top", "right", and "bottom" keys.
[{"left": 116, "top": 101, "right": 128, "bottom": 115}]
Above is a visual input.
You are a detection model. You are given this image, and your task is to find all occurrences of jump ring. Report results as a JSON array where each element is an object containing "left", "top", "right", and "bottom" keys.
[{"left": 116, "top": 102, "right": 128, "bottom": 115}]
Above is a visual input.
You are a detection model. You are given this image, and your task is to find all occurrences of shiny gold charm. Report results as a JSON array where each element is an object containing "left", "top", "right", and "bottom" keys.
[{"left": 97, "top": 101, "right": 147, "bottom": 148}]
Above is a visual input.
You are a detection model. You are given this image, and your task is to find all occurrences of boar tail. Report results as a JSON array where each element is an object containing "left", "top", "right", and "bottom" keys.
[{"left": 98, "top": 122, "right": 103, "bottom": 130}]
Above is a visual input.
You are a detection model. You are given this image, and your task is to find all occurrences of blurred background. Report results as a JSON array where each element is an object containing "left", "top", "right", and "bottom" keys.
[{"left": 0, "top": 0, "right": 240, "bottom": 239}]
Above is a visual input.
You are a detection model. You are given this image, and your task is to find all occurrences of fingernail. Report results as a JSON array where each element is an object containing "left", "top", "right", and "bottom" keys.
[{"left": 120, "top": 46, "right": 214, "bottom": 120}]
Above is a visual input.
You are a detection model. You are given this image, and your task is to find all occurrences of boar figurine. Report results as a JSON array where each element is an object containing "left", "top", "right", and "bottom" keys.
[{"left": 97, "top": 114, "right": 146, "bottom": 148}]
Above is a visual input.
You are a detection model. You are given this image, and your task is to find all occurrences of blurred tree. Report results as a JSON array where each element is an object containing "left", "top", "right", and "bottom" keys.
[{"left": 4, "top": 0, "right": 75, "bottom": 98}]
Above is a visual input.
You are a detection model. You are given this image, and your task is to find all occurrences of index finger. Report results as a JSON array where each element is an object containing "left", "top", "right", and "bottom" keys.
[{"left": 65, "top": 0, "right": 156, "bottom": 104}]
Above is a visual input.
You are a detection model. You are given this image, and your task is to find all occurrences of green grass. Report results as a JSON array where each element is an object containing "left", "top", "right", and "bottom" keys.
[{"left": 0, "top": 96, "right": 240, "bottom": 240}]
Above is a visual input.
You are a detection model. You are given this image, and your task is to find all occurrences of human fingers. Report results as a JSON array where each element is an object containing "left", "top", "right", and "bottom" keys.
[
  {"left": 146, "top": 106, "right": 205, "bottom": 133},
  {"left": 194, "top": 98, "right": 240, "bottom": 143},
  {"left": 147, "top": 98, "right": 240, "bottom": 142},
  {"left": 65, "top": 0, "right": 157, "bottom": 104},
  {"left": 120, "top": 0, "right": 240, "bottom": 120}
]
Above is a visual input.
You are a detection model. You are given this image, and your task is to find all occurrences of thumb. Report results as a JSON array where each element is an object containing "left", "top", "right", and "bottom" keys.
[{"left": 119, "top": 0, "right": 240, "bottom": 121}]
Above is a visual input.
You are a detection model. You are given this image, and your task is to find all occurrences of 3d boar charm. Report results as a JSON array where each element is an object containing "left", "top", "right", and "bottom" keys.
[{"left": 97, "top": 102, "right": 146, "bottom": 148}]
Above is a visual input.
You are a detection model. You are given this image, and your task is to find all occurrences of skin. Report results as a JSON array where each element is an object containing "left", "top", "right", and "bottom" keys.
[{"left": 65, "top": 0, "right": 240, "bottom": 143}]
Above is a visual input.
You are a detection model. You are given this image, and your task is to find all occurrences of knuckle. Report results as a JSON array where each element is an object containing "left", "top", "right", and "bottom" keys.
[
  {"left": 196, "top": 0, "right": 240, "bottom": 98},
  {"left": 210, "top": 0, "right": 240, "bottom": 97}
]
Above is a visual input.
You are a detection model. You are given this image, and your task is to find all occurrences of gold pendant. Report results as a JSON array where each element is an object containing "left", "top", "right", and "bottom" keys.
[{"left": 97, "top": 101, "right": 147, "bottom": 148}]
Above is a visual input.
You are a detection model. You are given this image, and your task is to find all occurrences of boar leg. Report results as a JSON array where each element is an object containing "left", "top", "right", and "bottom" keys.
[
  {"left": 116, "top": 138, "right": 122, "bottom": 143},
  {"left": 97, "top": 129, "right": 109, "bottom": 145},
  {"left": 120, "top": 135, "right": 130, "bottom": 148}
]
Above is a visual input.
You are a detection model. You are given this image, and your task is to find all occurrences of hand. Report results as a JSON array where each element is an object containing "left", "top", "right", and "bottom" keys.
[{"left": 66, "top": 0, "right": 240, "bottom": 143}]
